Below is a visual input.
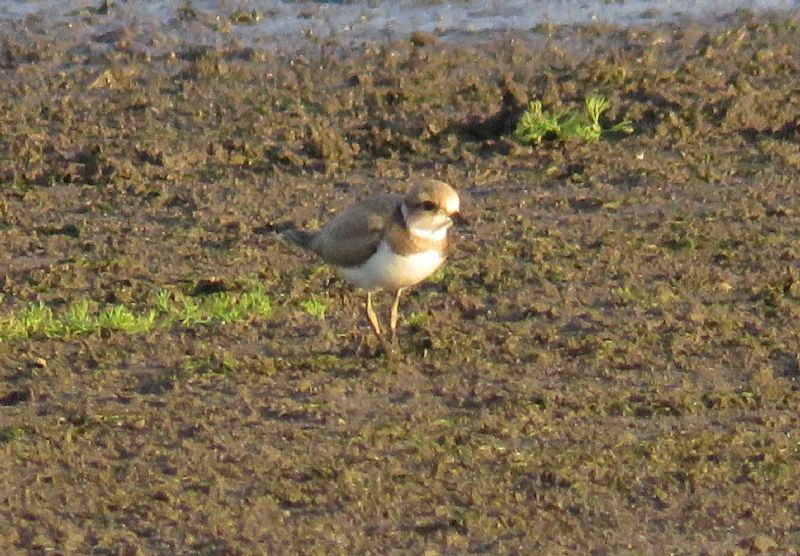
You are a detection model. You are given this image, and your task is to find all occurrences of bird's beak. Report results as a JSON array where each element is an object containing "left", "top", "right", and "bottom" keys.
[{"left": 451, "top": 211, "right": 467, "bottom": 226}]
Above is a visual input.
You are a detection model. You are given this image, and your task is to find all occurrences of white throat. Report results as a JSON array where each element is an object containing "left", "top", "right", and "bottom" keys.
[{"left": 401, "top": 203, "right": 451, "bottom": 241}]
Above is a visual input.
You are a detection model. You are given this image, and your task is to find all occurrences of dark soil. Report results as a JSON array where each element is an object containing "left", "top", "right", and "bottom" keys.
[{"left": 2, "top": 9, "right": 800, "bottom": 555}]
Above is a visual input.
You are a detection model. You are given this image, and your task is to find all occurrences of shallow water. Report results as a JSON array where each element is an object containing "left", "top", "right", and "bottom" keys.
[{"left": 2, "top": 0, "right": 798, "bottom": 54}]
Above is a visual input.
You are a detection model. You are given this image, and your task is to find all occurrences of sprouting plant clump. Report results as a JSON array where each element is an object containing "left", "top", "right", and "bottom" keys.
[
  {"left": 513, "top": 95, "right": 633, "bottom": 145},
  {"left": 0, "top": 289, "right": 273, "bottom": 341},
  {"left": 299, "top": 295, "right": 327, "bottom": 320}
]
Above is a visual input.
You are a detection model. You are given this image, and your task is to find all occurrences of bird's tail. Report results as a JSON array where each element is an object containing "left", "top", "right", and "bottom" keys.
[{"left": 282, "top": 229, "right": 317, "bottom": 251}]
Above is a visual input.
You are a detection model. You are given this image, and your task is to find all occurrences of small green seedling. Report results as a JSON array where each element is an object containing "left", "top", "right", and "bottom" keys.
[
  {"left": 513, "top": 94, "right": 632, "bottom": 145},
  {"left": 63, "top": 300, "right": 99, "bottom": 335},
  {"left": 239, "top": 290, "right": 273, "bottom": 318},
  {"left": 300, "top": 295, "right": 327, "bottom": 320},
  {"left": 0, "top": 287, "right": 274, "bottom": 342},
  {"left": 97, "top": 305, "right": 156, "bottom": 334}
]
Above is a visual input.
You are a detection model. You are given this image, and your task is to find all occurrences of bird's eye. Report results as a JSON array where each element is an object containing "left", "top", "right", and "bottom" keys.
[{"left": 420, "top": 201, "right": 437, "bottom": 211}]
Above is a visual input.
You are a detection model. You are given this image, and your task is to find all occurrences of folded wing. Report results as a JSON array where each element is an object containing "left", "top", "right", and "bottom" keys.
[{"left": 312, "top": 194, "right": 402, "bottom": 268}]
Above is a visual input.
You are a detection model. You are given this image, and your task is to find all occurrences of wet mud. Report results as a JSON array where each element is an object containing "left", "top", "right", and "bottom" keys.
[{"left": 1, "top": 9, "right": 800, "bottom": 554}]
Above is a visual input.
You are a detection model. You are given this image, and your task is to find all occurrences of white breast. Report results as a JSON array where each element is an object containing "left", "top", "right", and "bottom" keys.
[{"left": 338, "top": 241, "right": 444, "bottom": 292}]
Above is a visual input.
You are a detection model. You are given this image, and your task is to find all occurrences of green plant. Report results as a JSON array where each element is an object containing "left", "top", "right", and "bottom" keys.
[
  {"left": 300, "top": 295, "right": 327, "bottom": 320},
  {"left": 203, "top": 293, "right": 243, "bottom": 324},
  {"left": 154, "top": 290, "right": 173, "bottom": 314},
  {"left": 239, "top": 290, "right": 273, "bottom": 318},
  {"left": 0, "top": 287, "right": 273, "bottom": 342},
  {"left": 176, "top": 295, "right": 207, "bottom": 326},
  {"left": 512, "top": 100, "right": 563, "bottom": 145},
  {"left": 0, "top": 426, "right": 22, "bottom": 443},
  {"left": 405, "top": 312, "right": 430, "bottom": 329},
  {"left": 97, "top": 305, "right": 156, "bottom": 334},
  {"left": 0, "top": 303, "right": 59, "bottom": 339},
  {"left": 63, "top": 300, "right": 99, "bottom": 335},
  {"left": 513, "top": 95, "right": 632, "bottom": 145}
]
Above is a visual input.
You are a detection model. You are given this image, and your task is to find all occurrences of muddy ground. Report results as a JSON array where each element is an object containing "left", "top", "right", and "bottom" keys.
[{"left": 1, "top": 8, "right": 800, "bottom": 555}]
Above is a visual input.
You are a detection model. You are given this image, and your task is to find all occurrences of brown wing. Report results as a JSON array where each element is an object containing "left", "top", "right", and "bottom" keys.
[{"left": 311, "top": 194, "right": 402, "bottom": 267}]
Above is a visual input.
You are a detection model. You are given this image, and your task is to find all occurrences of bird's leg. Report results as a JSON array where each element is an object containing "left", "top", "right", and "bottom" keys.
[
  {"left": 389, "top": 287, "right": 405, "bottom": 342},
  {"left": 365, "top": 291, "right": 382, "bottom": 338}
]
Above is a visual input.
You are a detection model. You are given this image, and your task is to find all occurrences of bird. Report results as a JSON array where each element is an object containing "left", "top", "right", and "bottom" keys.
[{"left": 285, "top": 179, "right": 461, "bottom": 350}]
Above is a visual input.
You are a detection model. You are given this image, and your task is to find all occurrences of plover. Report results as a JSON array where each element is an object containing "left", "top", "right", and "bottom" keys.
[{"left": 285, "top": 179, "right": 461, "bottom": 349}]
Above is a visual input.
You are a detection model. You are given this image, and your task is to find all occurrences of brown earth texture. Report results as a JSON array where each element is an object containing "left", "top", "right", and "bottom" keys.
[{"left": 2, "top": 6, "right": 800, "bottom": 555}]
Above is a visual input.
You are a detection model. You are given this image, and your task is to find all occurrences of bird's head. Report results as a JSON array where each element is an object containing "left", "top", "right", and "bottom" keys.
[{"left": 401, "top": 180, "right": 461, "bottom": 241}]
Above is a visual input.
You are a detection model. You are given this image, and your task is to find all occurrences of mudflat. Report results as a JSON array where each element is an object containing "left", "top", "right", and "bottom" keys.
[{"left": 1, "top": 9, "right": 799, "bottom": 554}]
